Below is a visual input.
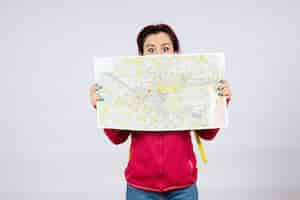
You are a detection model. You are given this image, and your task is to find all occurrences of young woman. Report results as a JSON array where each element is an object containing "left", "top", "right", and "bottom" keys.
[{"left": 90, "top": 24, "right": 232, "bottom": 200}]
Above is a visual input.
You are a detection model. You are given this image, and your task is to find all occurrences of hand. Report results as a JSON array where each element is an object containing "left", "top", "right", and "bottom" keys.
[
  {"left": 216, "top": 80, "right": 232, "bottom": 99},
  {"left": 89, "top": 83, "right": 101, "bottom": 109}
]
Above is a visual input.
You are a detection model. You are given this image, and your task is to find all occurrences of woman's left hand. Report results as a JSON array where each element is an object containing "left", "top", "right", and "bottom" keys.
[{"left": 216, "top": 80, "right": 232, "bottom": 99}]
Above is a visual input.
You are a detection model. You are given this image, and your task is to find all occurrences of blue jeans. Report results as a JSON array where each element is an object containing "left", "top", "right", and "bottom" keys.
[{"left": 126, "top": 184, "right": 198, "bottom": 200}]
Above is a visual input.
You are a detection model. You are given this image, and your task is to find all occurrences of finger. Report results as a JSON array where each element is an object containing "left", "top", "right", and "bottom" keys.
[
  {"left": 221, "top": 82, "right": 227, "bottom": 88},
  {"left": 217, "top": 87, "right": 230, "bottom": 96},
  {"left": 221, "top": 80, "right": 228, "bottom": 85},
  {"left": 216, "top": 84, "right": 225, "bottom": 92},
  {"left": 95, "top": 94, "right": 104, "bottom": 101},
  {"left": 218, "top": 79, "right": 228, "bottom": 85},
  {"left": 221, "top": 88, "right": 231, "bottom": 96},
  {"left": 216, "top": 80, "right": 225, "bottom": 87},
  {"left": 217, "top": 81, "right": 230, "bottom": 91},
  {"left": 220, "top": 81, "right": 229, "bottom": 88},
  {"left": 96, "top": 84, "right": 103, "bottom": 91}
]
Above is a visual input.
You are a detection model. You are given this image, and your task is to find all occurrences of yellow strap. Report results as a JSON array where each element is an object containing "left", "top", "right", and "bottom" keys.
[{"left": 193, "top": 131, "right": 208, "bottom": 164}]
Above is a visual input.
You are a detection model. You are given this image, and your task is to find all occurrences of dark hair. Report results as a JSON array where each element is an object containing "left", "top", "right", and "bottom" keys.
[{"left": 136, "top": 24, "right": 180, "bottom": 55}]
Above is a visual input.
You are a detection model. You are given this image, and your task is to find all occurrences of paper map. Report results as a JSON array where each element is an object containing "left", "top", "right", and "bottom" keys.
[{"left": 94, "top": 53, "right": 228, "bottom": 131}]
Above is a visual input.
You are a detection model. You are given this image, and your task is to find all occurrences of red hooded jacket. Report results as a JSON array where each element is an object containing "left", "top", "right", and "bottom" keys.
[{"left": 103, "top": 98, "right": 230, "bottom": 192}]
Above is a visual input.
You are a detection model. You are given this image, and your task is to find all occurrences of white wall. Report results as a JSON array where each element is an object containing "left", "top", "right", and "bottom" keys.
[{"left": 0, "top": 0, "right": 299, "bottom": 199}]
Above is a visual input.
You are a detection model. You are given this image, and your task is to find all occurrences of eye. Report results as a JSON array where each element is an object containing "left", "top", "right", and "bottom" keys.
[
  {"left": 163, "top": 46, "right": 170, "bottom": 52},
  {"left": 147, "top": 48, "right": 155, "bottom": 53}
]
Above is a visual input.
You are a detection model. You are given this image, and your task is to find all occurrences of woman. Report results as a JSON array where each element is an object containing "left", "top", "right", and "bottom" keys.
[{"left": 90, "top": 24, "right": 232, "bottom": 200}]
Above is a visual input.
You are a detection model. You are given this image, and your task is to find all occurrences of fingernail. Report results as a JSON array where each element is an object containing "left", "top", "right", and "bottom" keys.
[
  {"left": 96, "top": 85, "right": 103, "bottom": 91},
  {"left": 97, "top": 97, "right": 104, "bottom": 101}
]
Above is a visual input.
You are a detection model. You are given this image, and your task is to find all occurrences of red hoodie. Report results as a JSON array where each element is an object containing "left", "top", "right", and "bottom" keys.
[{"left": 103, "top": 98, "right": 230, "bottom": 192}]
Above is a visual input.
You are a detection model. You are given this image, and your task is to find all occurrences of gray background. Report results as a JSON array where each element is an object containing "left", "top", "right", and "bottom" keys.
[{"left": 1, "top": 0, "right": 299, "bottom": 199}]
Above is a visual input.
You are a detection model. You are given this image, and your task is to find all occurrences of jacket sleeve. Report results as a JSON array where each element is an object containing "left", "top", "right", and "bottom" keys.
[
  {"left": 103, "top": 128, "right": 131, "bottom": 145},
  {"left": 195, "top": 96, "right": 231, "bottom": 140}
]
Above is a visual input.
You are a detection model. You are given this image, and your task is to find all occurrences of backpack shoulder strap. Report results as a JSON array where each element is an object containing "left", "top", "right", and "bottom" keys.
[{"left": 192, "top": 130, "right": 208, "bottom": 164}]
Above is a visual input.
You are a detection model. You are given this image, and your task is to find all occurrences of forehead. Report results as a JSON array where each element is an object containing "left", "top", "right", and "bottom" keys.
[{"left": 144, "top": 32, "right": 172, "bottom": 46}]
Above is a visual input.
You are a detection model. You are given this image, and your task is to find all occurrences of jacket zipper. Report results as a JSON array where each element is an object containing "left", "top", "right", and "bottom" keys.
[{"left": 159, "top": 134, "right": 163, "bottom": 189}]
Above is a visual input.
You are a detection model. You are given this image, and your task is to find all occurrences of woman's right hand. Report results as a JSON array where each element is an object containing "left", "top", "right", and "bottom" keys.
[{"left": 89, "top": 83, "right": 100, "bottom": 109}]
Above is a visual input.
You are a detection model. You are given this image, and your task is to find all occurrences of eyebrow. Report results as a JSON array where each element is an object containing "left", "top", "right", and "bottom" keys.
[
  {"left": 145, "top": 43, "right": 171, "bottom": 48},
  {"left": 145, "top": 44, "right": 155, "bottom": 48}
]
